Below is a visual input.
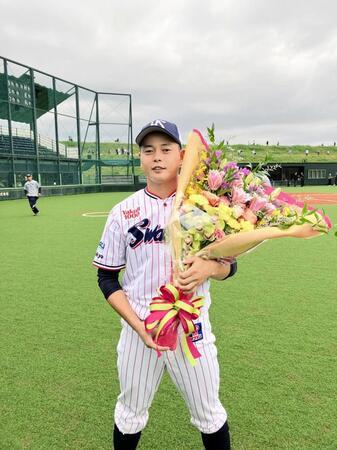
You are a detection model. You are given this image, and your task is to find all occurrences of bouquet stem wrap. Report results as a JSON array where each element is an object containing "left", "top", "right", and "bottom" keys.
[{"left": 145, "top": 284, "right": 204, "bottom": 366}]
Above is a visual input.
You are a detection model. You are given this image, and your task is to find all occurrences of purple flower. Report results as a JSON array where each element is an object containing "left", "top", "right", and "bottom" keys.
[
  {"left": 221, "top": 181, "right": 231, "bottom": 189},
  {"left": 215, "top": 150, "right": 222, "bottom": 159},
  {"left": 248, "top": 183, "right": 259, "bottom": 192},
  {"left": 240, "top": 168, "right": 251, "bottom": 176},
  {"left": 223, "top": 162, "right": 238, "bottom": 171}
]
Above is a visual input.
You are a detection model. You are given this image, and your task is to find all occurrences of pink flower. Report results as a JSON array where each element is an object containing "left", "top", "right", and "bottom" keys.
[
  {"left": 231, "top": 178, "right": 244, "bottom": 188},
  {"left": 242, "top": 208, "right": 257, "bottom": 224},
  {"left": 265, "top": 203, "right": 276, "bottom": 215},
  {"left": 214, "top": 229, "right": 225, "bottom": 240},
  {"left": 219, "top": 196, "right": 230, "bottom": 206},
  {"left": 249, "top": 196, "right": 267, "bottom": 213},
  {"left": 231, "top": 187, "right": 248, "bottom": 206},
  {"left": 202, "top": 190, "right": 220, "bottom": 206},
  {"left": 208, "top": 170, "right": 223, "bottom": 191},
  {"left": 232, "top": 205, "right": 245, "bottom": 218}
]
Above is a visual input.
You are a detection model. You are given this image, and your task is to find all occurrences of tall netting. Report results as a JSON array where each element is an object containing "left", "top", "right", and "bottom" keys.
[{"left": 0, "top": 56, "right": 132, "bottom": 188}]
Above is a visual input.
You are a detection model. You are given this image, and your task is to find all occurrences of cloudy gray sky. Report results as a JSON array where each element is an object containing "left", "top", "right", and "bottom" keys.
[{"left": 2, "top": 0, "right": 337, "bottom": 145}]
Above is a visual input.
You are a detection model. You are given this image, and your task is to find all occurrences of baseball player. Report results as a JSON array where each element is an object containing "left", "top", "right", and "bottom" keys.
[
  {"left": 24, "top": 174, "right": 41, "bottom": 215},
  {"left": 93, "top": 120, "right": 237, "bottom": 449}
]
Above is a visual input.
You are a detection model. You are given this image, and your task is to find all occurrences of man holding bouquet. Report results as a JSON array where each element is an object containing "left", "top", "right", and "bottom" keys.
[{"left": 93, "top": 119, "right": 237, "bottom": 450}]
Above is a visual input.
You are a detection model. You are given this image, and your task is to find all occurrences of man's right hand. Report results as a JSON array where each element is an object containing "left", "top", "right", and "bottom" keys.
[
  {"left": 138, "top": 327, "right": 170, "bottom": 352},
  {"left": 107, "top": 290, "right": 170, "bottom": 352}
]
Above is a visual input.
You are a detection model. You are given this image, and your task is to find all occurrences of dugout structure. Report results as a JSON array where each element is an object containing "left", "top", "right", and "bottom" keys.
[{"left": 0, "top": 56, "right": 133, "bottom": 190}]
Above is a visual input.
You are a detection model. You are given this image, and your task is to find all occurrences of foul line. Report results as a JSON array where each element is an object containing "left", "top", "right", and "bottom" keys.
[{"left": 82, "top": 211, "right": 109, "bottom": 217}]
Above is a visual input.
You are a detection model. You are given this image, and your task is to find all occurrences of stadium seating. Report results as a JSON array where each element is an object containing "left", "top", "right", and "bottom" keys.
[{"left": 0, "top": 133, "right": 58, "bottom": 157}]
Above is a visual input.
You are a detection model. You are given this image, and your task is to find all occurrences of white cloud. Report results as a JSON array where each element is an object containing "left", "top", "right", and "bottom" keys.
[{"left": 1, "top": 0, "right": 337, "bottom": 144}]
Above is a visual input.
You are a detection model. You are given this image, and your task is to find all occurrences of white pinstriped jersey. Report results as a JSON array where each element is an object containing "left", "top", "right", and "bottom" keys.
[{"left": 93, "top": 187, "right": 211, "bottom": 320}]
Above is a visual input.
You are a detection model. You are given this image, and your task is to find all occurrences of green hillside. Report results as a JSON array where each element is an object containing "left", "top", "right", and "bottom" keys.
[{"left": 63, "top": 141, "right": 337, "bottom": 164}]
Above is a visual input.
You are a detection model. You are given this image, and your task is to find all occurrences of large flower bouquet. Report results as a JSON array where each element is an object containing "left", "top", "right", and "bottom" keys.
[{"left": 145, "top": 127, "right": 332, "bottom": 365}]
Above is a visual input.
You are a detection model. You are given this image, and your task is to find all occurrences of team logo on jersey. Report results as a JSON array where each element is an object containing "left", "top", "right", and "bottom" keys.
[
  {"left": 99, "top": 241, "right": 105, "bottom": 249},
  {"left": 127, "top": 218, "right": 164, "bottom": 249},
  {"left": 95, "top": 252, "right": 104, "bottom": 259},
  {"left": 122, "top": 207, "right": 140, "bottom": 220},
  {"left": 190, "top": 322, "right": 203, "bottom": 342}
]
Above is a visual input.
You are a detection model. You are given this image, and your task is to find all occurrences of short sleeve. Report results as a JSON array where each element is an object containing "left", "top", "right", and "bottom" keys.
[{"left": 92, "top": 210, "right": 126, "bottom": 270}]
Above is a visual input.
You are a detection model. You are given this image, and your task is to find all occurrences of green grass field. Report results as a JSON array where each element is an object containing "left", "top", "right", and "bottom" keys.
[{"left": 1, "top": 190, "right": 337, "bottom": 449}]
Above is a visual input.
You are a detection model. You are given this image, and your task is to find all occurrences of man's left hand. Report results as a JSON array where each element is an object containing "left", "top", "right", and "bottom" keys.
[{"left": 175, "top": 256, "right": 213, "bottom": 294}]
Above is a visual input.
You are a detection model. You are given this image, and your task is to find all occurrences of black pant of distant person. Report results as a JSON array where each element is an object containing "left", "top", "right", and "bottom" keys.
[{"left": 27, "top": 196, "right": 39, "bottom": 214}]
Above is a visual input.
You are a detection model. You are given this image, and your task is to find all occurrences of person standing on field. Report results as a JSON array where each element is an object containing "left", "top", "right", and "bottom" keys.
[
  {"left": 24, "top": 174, "right": 41, "bottom": 215},
  {"left": 93, "top": 119, "right": 237, "bottom": 450}
]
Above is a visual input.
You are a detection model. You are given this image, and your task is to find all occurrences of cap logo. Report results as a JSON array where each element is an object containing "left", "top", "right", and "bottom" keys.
[{"left": 149, "top": 119, "right": 167, "bottom": 129}]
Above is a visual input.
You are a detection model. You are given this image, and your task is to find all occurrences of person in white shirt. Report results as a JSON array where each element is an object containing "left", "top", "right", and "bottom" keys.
[{"left": 24, "top": 174, "right": 41, "bottom": 215}]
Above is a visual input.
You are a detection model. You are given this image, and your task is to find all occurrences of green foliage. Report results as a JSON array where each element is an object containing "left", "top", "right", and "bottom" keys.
[{"left": 1, "top": 192, "right": 337, "bottom": 449}]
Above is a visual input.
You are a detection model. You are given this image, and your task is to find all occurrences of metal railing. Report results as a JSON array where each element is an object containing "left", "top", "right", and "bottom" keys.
[{"left": 0, "top": 125, "right": 71, "bottom": 156}]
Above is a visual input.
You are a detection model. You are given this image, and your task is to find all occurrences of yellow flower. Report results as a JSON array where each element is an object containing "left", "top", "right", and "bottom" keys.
[
  {"left": 283, "top": 207, "right": 291, "bottom": 216},
  {"left": 245, "top": 173, "right": 254, "bottom": 184},
  {"left": 200, "top": 150, "right": 208, "bottom": 161},
  {"left": 227, "top": 217, "right": 241, "bottom": 230},
  {"left": 189, "top": 194, "right": 209, "bottom": 207},
  {"left": 217, "top": 204, "right": 233, "bottom": 222},
  {"left": 240, "top": 220, "right": 255, "bottom": 232},
  {"left": 254, "top": 178, "right": 262, "bottom": 185}
]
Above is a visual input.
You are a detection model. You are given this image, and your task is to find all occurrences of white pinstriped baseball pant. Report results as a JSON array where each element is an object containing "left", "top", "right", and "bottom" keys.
[{"left": 114, "top": 315, "right": 227, "bottom": 435}]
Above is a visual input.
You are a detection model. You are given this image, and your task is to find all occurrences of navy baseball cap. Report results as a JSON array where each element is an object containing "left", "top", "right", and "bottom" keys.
[{"left": 135, "top": 119, "right": 181, "bottom": 147}]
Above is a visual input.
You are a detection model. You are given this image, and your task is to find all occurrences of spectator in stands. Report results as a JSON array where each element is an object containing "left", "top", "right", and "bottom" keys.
[
  {"left": 305, "top": 149, "right": 309, "bottom": 157},
  {"left": 300, "top": 172, "right": 304, "bottom": 187},
  {"left": 252, "top": 150, "right": 256, "bottom": 156},
  {"left": 24, "top": 174, "right": 41, "bottom": 215},
  {"left": 293, "top": 172, "right": 298, "bottom": 187},
  {"left": 328, "top": 173, "right": 333, "bottom": 185},
  {"left": 335, "top": 172, "right": 337, "bottom": 186},
  {"left": 266, "top": 140, "right": 269, "bottom": 146},
  {"left": 334, "top": 142, "right": 336, "bottom": 147}
]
